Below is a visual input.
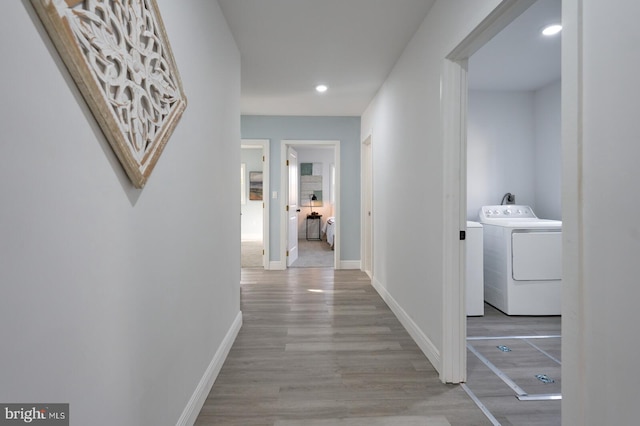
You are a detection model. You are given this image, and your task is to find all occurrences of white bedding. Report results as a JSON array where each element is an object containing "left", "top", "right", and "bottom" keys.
[{"left": 322, "top": 216, "right": 336, "bottom": 249}]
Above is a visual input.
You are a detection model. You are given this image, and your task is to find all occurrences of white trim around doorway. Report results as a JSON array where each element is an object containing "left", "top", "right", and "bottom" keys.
[
  {"left": 280, "top": 140, "right": 341, "bottom": 270},
  {"left": 361, "top": 134, "right": 373, "bottom": 279},
  {"left": 440, "top": 0, "right": 536, "bottom": 383},
  {"left": 242, "top": 139, "right": 270, "bottom": 269}
]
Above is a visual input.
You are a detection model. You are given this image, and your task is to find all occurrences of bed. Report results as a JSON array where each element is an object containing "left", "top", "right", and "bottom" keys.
[{"left": 322, "top": 216, "right": 336, "bottom": 250}]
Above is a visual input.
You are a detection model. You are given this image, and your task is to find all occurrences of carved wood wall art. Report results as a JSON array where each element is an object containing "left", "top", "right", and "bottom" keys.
[{"left": 31, "top": 0, "right": 187, "bottom": 188}]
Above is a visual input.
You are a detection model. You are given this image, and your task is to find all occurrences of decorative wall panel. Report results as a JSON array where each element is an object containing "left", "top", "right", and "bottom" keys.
[
  {"left": 300, "top": 162, "right": 323, "bottom": 205},
  {"left": 31, "top": 0, "right": 187, "bottom": 188}
]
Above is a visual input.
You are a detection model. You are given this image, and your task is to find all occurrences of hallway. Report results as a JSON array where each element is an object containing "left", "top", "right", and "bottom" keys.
[{"left": 195, "top": 268, "right": 491, "bottom": 425}]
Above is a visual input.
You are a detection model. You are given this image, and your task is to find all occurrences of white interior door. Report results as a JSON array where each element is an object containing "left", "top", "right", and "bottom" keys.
[{"left": 287, "top": 146, "right": 299, "bottom": 266}]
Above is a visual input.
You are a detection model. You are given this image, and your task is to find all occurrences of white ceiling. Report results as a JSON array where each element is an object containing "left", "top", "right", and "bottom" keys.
[
  {"left": 217, "top": 0, "right": 436, "bottom": 116},
  {"left": 469, "top": 0, "right": 561, "bottom": 91},
  {"left": 217, "top": 0, "right": 561, "bottom": 117}
]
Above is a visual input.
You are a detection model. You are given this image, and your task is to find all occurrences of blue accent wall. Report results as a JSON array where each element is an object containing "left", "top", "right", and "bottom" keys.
[{"left": 241, "top": 116, "right": 361, "bottom": 263}]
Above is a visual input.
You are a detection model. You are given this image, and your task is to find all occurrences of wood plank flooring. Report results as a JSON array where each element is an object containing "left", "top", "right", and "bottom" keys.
[{"left": 195, "top": 268, "right": 492, "bottom": 425}]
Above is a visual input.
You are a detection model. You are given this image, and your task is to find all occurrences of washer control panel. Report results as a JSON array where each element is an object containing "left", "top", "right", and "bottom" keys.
[{"left": 479, "top": 205, "right": 537, "bottom": 220}]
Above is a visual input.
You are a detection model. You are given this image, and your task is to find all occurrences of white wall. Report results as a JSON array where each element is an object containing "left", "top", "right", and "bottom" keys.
[
  {"left": 361, "top": 0, "right": 502, "bottom": 374},
  {"left": 241, "top": 116, "right": 361, "bottom": 263},
  {"left": 467, "top": 80, "right": 561, "bottom": 220},
  {"left": 241, "top": 148, "right": 264, "bottom": 240},
  {"left": 534, "top": 79, "right": 561, "bottom": 219},
  {"left": 360, "top": 0, "right": 639, "bottom": 420},
  {"left": 563, "top": 0, "right": 640, "bottom": 424},
  {"left": 467, "top": 90, "right": 536, "bottom": 218},
  {"left": 0, "top": 2, "right": 240, "bottom": 425},
  {"left": 296, "top": 148, "right": 335, "bottom": 237}
]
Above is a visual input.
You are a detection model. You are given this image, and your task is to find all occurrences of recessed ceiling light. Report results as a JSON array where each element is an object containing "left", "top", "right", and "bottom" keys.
[
  {"left": 541, "top": 24, "right": 562, "bottom": 36},
  {"left": 315, "top": 84, "right": 328, "bottom": 93}
]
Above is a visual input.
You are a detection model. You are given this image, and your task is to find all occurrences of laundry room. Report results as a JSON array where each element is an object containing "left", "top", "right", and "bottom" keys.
[
  {"left": 462, "top": 1, "right": 563, "bottom": 419},
  {"left": 465, "top": 0, "right": 561, "bottom": 316},
  {"left": 466, "top": 81, "right": 561, "bottom": 221},
  {"left": 465, "top": 0, "right": 562, "bottom": 313},
  {"left": 466, "top": 13, "right": 561, "bottom": 222},
  {"left": 466, "top": 0, "right": 561, "bottom": 226},
  {"left": 464, "top": 67, "right": 562, "bottom": 305}
]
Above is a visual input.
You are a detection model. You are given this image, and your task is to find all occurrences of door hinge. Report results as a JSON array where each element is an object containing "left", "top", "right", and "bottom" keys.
[
  {"left": 286, "top": 250, "right": 289, "bottom": 257},
  {"left": 263, "top": 155, "right": 265, "bottom": 162},
  {"left": 262, "top": 249, "right": 265, "bottom": 255},
  {"left": 460, "top": 230, "right": 466, "bottom": 241},
  {"left": 286, "top": 205, "right": 289, "bottom": 211},
  {"left": 286, "top": 159, "right": 289, "bottom": 166},
  {"left": 263, "top": 202, "right": 265, "bottom": 208}
]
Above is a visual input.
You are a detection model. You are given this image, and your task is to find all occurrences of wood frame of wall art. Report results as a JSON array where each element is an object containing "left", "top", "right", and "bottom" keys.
[{"left": 30, "top": 0, "right": 187, "bottom": 188}]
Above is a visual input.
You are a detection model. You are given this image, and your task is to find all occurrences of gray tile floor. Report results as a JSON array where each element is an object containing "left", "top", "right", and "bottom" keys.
[{"left": 466, "top": 304, "right": 562, "bottom": 425}]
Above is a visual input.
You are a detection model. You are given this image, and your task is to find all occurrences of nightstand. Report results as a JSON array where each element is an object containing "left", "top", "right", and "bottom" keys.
[{"left": 306, "top": 214, "right": 322, "bottom": 241}]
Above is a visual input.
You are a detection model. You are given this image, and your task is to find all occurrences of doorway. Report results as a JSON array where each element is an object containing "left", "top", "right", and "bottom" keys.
[
  {"left": 241, "top": 139, "right": 269, "bottom": 269},
  {"left": 464, "top": 0, "right": 562, "bottom": 411},
  {"left": 442, "top": 0, "right": 562, "bottom": 420},
  {"left": 280, "top": 140, "right": 340, "bottom": 269},
  {"left": 442, "top": 0, "right": 554, "bottom": 382}
]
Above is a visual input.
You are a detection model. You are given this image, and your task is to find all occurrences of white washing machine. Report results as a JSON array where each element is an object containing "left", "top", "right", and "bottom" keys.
[
  {"left": 466, "top": 221, "right": 484, "bottom": 316},
  {"left": 478, "top": 205, "right": 562, "bottom": 315}
]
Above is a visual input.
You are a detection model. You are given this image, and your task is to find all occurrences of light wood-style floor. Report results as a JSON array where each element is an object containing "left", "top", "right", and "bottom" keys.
[{"left": 195, "top": 268, "right": 493, "bottom": 425}]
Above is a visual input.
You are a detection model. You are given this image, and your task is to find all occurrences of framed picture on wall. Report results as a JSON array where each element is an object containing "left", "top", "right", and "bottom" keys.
[
  {"left": 300, "top": 162, "right": 323, "bottom": 206},
  {"left": 249, "top": 171, "right": 263, "bottom": 200}
]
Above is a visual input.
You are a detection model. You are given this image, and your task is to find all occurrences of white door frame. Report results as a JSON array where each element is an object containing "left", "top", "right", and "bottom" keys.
[
  {"left": 241, "top": 139, "right": 270, "bottom": 269},
  {"left": 361, "top": 135, "right": 373, "bottom": 279},
  {"left": 280, "top": 140, "right": 340, "bottom": 269},
  {"left": 285, "top": 146, "right": 300, "bottom": 266},
  {"left": 440, "top": 0, "right": 536, "bottom": 383}
]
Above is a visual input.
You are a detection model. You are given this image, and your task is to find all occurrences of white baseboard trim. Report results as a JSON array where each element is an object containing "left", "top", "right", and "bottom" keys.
[
  {"left": 176, "top": 311, "right": 243, "bottom": 426},
  {"left": 270, "top": 260, "right": 286, "bottom": 270},
  {"left": 269, "top": 260, "right": 360, "bottom": 270},
  {"left": 338, "top": 260, "right": 361, "bottom": 270},
  {"left": 371, "top": 277, "right": 441, "bottom": 373}
]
